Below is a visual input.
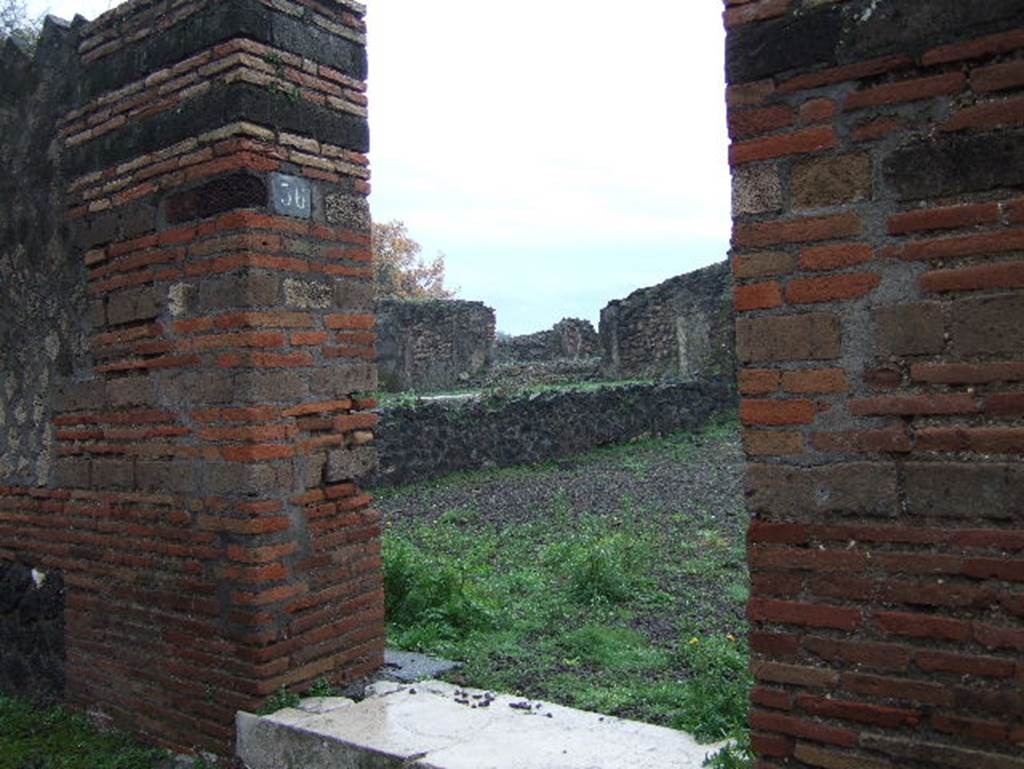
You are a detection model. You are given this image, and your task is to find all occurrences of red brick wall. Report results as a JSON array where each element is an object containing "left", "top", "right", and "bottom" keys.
[
  {"left": 727, "top": 1, "right": 1024, "bottom": 766},
  {"left": 1, "top": 0, "right": 382, "bottom": 755}
]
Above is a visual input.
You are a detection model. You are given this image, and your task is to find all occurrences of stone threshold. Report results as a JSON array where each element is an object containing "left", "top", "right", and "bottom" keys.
[{"left": 237, "top": 679, "right": 724, "bottom": 769}]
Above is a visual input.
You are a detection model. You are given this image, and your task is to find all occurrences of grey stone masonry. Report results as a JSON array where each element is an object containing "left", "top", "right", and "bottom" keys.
[
  {"left": 599, "top": 262, "right": 734, "bottom": 382},
  {"left": 376, "top": 299, "right": 495, "bottom": 392},
  {"left": 496, "top": 318, "right": 599, "bottom": 363},
  {"left": 372, "top": 381, "right": 735, "bottom": 487}
]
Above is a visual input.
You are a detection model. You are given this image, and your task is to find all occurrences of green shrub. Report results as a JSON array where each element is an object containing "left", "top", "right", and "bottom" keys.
[
  {"left": 672, "top": 634, "right": 752, "bottom": 742},
  {"left": 383, "top": 536, "right": 492, "bottom": 646}
]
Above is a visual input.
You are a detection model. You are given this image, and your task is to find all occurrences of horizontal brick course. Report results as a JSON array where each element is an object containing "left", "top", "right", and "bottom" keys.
[
  {"left": 749, "top": 709, "right": 858, "bottom": 747},
  {"left": 730, "top": 126, "right": 837, "bottom": 165},
  {"left": 882, "top": 229, "right": 1024, "bottom": 262},
  {"left": 724, "top": 0, "right": 790, "bottom": 28},
  {"left": 850, "top": 394, "right": 980, "bottom": 416},
  {"left": 736, "top": 281, "right": 784, "bottom": 311},
  {"left": 810, "top": 428, "right": 911, "bottom": 454},
  {"left": 777, "top": 55, "right": 913, "bottom": 94},
  {"left": 747, "top": 462, "right": 898, "bottom": 516},
  {"left": 735, "top": 214, "right": 861, "bottom": 248},
  {"left": 785, "top": 272, "right": 880, "bottom": 305},
  {"left": 748, "top": 598, "right": 862, "bottom": 631},
  {"left": 728, "top": 105, "right": 796, "bottom": 139},
  {"left": 943, "top": 97, "right": 1024, "bottom": 133},
  {"left": 845, "top": 72, "right": 966, "bottom": 110},
  {"left": 972, "top": 59, "right": 1024, "bottom": 93},
  {"left": 921, "top": 262, "right": 1024, "bottom": 293},
  {"left": 922, "top": 27, "right": 1024, "bottom": 66},
  {"left": 799, "top": 243, "right": 873, "bottom": 272},
  {"left": 734, "top": 252, "right": 797, "bottom": 279},
  {"left": 781, "top": 368, "right": 847, "bottom": 393},
  {"left": 888, "top": 202, "right": 1000, "bottom": 235}
]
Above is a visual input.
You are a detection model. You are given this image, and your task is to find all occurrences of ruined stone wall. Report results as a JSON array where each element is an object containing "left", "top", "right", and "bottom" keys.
[
  {"left": 495, "top": 317, "right": 599, "bottom": 363},
  {"left": 599, "top": 261, "right": 734, "bottom": 382},
  {"left": 373, "top": 381, "right": 734, "bottom": 487},
  {"left": 0, "top": 16, "right": 85, "bottom": 715},
  {"left": 0, "top": 0, "right": 382, "bottom": 755},
  {"left": 376, "top": 299, "right": 495, "bottom": 392},
  {"left": 0, "top": 21, "right": 88, "bottom": 489},
  {"left": 728, "top": 1, "right": 1024, "bottom": 766}
]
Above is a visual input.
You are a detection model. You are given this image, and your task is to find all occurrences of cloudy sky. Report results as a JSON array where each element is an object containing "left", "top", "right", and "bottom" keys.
[{"left": 29, "top": 0, "right": 731, "bottom": 334}]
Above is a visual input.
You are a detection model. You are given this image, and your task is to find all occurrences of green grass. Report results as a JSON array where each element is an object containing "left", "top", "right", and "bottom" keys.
[
  {"left": 0, "top": 680, "right": 341, "bottom": 767},
  {"left": 380, "top": 420, "right": 751, "bottom": 757},
  {"left": 0, "top": 696, "right": 171, "bottom": 769}
]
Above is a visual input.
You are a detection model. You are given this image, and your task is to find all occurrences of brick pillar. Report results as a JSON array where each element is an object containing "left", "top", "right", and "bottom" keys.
[
  {"left": 2, "top": 0, "right": 382, "bottom": 755},
  {"left": 727, "top": 1, "right": 1024, "bottom": 767}
]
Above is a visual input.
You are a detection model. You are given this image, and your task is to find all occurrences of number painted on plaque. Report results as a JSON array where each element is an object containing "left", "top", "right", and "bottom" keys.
[{"left": 270, "top": 173, "right": 312, "bottom": 219}]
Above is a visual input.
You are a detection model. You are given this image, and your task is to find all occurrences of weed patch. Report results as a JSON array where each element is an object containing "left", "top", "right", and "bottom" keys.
[
  {"left": 672, "top": 634, "right": 753, "bottom": 741},
  {"left": 0, "top": 695, "right": 168, "bottom": 769},
  {"left": 545, "top": 531, "right": 653, "bottom": 605},
  {"left": 258, "top": 676, "right": 339, "bottom": 715},
  {"left": 383, "top": 536, "right": 494, "bottom": 648}
]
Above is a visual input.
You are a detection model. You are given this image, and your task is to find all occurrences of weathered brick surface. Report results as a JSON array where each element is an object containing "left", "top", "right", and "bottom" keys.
[
  {"left": 1, "top": 0, "right": 381, "bottom": 757},
  {"left": 872, "top": 303, "right": 947, "bottom": 356},
  {"left": 728, "top": 1, "right": 1024, "bottom": 765},
  {"left": 736, "top": 314, "right": 842, "bottom": 363}
]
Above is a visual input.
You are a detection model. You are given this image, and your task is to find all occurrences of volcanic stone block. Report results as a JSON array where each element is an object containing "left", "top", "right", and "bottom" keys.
[
  {"left": 792, "top": 153, "right": 872, "bottom": 209},
  {"left": 873, "top": 303, "right": 946, "bottom": 356},
  {"left": 735, "top": 313, "right": 841, "bottom": 363}
]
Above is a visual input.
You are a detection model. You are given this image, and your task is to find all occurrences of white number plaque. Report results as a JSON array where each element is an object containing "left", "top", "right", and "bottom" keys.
[{"left": 270, "top": 173, "right": 312, "bottom": 219}]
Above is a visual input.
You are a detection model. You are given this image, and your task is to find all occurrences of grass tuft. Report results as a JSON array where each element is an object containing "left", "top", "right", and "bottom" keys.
[{"left": 546, "top": 532, "right": 652, "bottom": 605}]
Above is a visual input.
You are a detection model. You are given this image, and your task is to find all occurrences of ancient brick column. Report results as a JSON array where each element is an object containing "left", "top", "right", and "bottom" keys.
[
  {"left": 727, "top": 1, "right": 1024, "bottom": 767},
  {"left": 1, "top": 0, "right": 382, "bottom": 755}
]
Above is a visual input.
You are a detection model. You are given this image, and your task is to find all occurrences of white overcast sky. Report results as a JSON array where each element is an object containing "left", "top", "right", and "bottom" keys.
[{"left": 30, "top": 1, "right": 730, "bottom": 334}]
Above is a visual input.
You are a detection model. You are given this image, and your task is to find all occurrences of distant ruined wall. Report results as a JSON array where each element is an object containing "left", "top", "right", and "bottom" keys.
[
  {"left": 376, "top": 299, "right": 495, "bottom": 392},
  {"left": 373, "top": 381, "right": 735, "bottom": 487},
  {"left": 600, "top": 261, "right": 734, "bottom": 382},
  {"left": 727, "top": 1, "right": 1024, "bottom": 767},
  {"left": 495, "top": 317, "right": 599, "bottom": 363},
  {"left": 0, "top": 0, "right": 382, "bottom": 756}
]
